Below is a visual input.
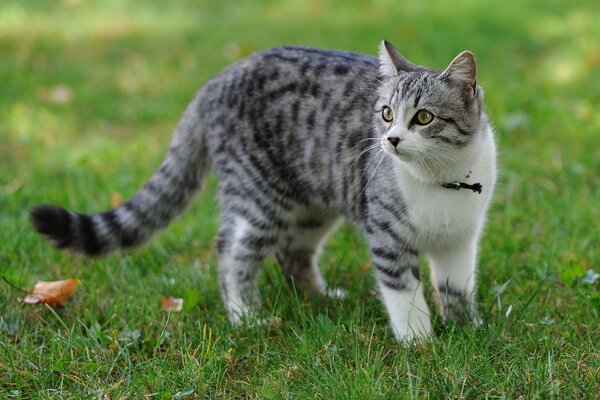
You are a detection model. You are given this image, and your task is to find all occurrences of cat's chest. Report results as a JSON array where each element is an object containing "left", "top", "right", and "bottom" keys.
[{"left": 404, "top": 186, "right": 482, "bottom": 248}]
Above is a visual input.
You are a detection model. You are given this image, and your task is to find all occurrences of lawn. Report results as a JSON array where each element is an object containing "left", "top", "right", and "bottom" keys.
[{"left": 1, "top": 0, "right": 599, "bottom": 398}]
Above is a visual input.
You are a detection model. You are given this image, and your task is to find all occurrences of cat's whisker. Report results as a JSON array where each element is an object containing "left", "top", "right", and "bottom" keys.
[
  {"left": 427, "top": 145, "right": 458, "bottom": 163},
  {"left": 346, "top": 140, "right": 382, "bottom": 164},
  {"left": 421, "top": 154, "right": 449, "bottom": 174},
  {"left": 349, "top": 137, "right": 381, "bottom": 149},
  {"left": 358, "top": 149, "right": 384, "bottom": 183},
  {"left": 413, "top": 153, "right": 436, "bottom": 181},
  {"left": 358, "top": 152, "right": 385, "bottom": 199},
  {"left": 346, "top": 141, "right": 381, "bottom": 164},
  {"left": 346, "top": 143, "right": 382, "bottom": 177},
  {"left": 422, "top": 146, "right": 461, "bottom": 174}
]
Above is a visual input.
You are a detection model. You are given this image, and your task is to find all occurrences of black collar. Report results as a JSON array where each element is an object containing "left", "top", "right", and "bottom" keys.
[{"left": 440, "top": 181, "right": 482, "bottom": 194}]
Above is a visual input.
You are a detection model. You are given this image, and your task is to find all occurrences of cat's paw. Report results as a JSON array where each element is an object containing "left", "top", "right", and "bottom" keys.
[
  {"left": 391, "top": 314, "right": 432, "bottom": 344},
  {"left": 471, "top": 313, "right": 483, "bottom": 327},
  {"left": 443, "top": 305, "right": 481, "bottom": 327},
  {"left": 227, "top": 301, "right": 262, "bottom": 327},
  {"left": 394, "top": 329, "right": 431, "bottom": 345},
  {"left": 323, "top": 287, "right": 348, "bottom": 299}
]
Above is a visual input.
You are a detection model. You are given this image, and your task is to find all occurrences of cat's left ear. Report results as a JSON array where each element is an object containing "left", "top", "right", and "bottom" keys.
[
  {"left": 378, "top": 40, "right": 417, "bottom": 77},
  {"left": 439, "top": 51, "right": 477, "bottom": 97}
]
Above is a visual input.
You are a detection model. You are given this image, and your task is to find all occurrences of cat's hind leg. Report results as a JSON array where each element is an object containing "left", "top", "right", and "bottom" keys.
[
  {"left": 275, "top": 208, "right": 345, "bottom": 298},
  {"left": 216, "top": 205, "right": 284, "bottom": 325}
]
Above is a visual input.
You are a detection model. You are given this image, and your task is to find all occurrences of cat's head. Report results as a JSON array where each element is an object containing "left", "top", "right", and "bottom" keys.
[{"left": 374, "top": 40, "right": 487, "bottom": 184}]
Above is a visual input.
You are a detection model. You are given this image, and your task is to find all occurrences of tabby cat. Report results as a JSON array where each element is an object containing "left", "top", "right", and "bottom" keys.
[{"left": 31, "top": 40, "right": 496, "bottom": 341}]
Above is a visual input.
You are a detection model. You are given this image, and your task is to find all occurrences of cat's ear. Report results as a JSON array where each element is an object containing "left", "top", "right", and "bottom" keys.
[
  {"left": 439, "top": 51, "right": 477, "bottom": 97},
  {"left": 378, "top": 40, "right": 416, "bottom": 77}
]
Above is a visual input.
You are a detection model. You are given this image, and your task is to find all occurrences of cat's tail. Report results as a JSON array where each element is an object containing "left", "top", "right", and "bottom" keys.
[{"left": 30, "top": 96, "right": 211, "bottom": 257}]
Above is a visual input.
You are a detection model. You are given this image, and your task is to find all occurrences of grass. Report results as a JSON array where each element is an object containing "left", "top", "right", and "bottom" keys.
[{"left": 1, "top": 0, "right": 599, "bottom": 398}]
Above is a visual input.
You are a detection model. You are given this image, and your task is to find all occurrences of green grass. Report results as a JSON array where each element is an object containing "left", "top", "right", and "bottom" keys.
[{"left": 1, "top": 0, "right": 599, "bottom": 398}]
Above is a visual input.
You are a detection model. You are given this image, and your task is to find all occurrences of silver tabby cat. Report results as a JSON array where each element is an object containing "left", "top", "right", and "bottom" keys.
[{"left": 31, "top": 41, "right": 496, "bottom": 342}]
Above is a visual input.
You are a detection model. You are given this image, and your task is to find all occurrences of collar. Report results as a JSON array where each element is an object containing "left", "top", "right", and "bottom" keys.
[
  {"left": 440, "top": 181, "right": 482, "bottom": 194},
  {"left": 439, "top": 170, "right": 482, "bottom": 194}
]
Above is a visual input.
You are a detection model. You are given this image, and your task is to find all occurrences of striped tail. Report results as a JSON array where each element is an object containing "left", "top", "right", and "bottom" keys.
[{"left": 30, "top": 97, "right": 210, "bottom": 256}]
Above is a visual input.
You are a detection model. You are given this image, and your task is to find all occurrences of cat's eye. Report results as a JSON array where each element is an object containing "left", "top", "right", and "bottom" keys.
[
  {"left": 414, "top": 109, "right": 434, "bottom": 125},
  {"left": 382, "top": 106, "right": 394, "bottom": 122}
]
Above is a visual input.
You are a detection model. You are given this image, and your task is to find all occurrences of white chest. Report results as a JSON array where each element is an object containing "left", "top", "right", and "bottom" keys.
[{"left": 405, "top": 186, "right": 485, "bottom": 249}]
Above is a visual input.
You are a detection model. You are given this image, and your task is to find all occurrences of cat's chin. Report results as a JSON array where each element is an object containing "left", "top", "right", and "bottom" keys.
[
  {"left": 383, "top": 148, "right": 434, "bottom": 184},
  {"left": 383, "top": 146, "right": 411, "bottom": 163},
  {"left": 393, "top": 156, "right": 467, "bottom": 185}
]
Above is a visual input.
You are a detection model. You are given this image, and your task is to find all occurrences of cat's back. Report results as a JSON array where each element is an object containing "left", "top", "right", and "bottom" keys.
[
  {"left": 198, "top": 45, "right": 380, "bottom": 118},
  {"left": 216, "top": 45, "right": 378, "bottom": 85},
  {"left": 252, "top": 45, "right": 379, "bottom": 79},
  {"left": 197, "top": 46, "right": 382, "bottom": 210}
]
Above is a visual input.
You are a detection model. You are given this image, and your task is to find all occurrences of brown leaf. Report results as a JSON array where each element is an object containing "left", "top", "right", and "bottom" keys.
[
  {"left": 360, "top": 260, "right": 372, "bottom": 272},
  {"left": 110, "top": 192, "right": 123, "bottom": 207},
  {"left": 22, "top": 278, "right": 77, "bottom": 307},
  {"left": 160, "top": 295, "right": 183, "bottom": 312}
]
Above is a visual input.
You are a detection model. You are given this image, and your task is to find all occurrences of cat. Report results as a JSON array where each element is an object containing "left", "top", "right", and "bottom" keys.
[{"left": 30, "top": 40, "right": 496, "bottom": 342}]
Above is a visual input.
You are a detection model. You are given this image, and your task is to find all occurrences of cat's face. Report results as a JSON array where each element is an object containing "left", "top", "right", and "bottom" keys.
[{"left": 374, "top": 41, "right": 486, "bottom": 183}]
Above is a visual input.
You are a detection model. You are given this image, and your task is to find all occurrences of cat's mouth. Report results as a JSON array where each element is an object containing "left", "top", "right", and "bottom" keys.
[{"left": 382, "top": 138, "right": 411, "bottom": 160}]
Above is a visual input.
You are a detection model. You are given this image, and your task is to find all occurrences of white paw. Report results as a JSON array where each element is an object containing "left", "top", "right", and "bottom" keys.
[
  {"left": 392, "top": 315, "right": 432, "bottom": 343},
  {"left": 324, "top": 287, "right": 348, "bottom": 299},
  {"left": 227, "top": 300, "right": 260, "bottom": 326},
  {"left": 378, "top": 284, "right": 432, "bottom": 344}
]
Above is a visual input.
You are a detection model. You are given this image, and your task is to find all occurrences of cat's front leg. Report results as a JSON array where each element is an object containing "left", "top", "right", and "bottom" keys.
[
  {"left": 428, "top": 238, "right": 479, "bottom": 324},
  {"left": 370, "top": 245, "right": 432, "bottom": 342}
]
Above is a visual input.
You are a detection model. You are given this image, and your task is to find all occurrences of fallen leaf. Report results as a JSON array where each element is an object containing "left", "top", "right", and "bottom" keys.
[
  {"left": 160, "top": 296, "right": 183, "bottom": 312},
  {"left": 110, "top": 192, "right": 123, "bottom": 207},
  {"left": 22, "top": 278, "right": 77, "bottom": 307},
  {"left": 360, "top": 260, "right": 372, "bottom": 272}
]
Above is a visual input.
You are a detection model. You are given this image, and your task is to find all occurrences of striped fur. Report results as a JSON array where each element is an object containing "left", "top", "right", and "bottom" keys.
[{"left": 31, "top": 41, "right": 496, "bottom": 342}]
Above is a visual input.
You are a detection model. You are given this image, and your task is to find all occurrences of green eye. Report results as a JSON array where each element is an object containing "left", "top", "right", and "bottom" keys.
[
  {"left": 382, "top": 106, "right": 394, "bottom": 122},
  {"left": 414, "top": 109, "right": 434, "bottom": 125}
]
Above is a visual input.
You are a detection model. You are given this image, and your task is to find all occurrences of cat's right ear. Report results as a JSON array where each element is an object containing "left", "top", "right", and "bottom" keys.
[{"left": 379, "top": 40, "right": 417, "bottom": 77}]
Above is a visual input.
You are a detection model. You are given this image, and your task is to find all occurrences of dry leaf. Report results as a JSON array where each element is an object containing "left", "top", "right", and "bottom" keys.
[
  {"left": 110, "top": 192, "right": 124, "bottom": 207},
  {"left": 360, "top": 260, "right": 372, "bottom": 272},
  {"left": 160, "top": 295, "right": 183, "bottom": 312},
  {"left": 22, "top": 278, "right": 77, "bottom": 307}
]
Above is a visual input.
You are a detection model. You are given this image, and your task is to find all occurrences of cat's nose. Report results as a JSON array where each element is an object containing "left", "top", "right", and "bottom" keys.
[{"left": 387, "top": 137, "right": 401, "bottom": 147}]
